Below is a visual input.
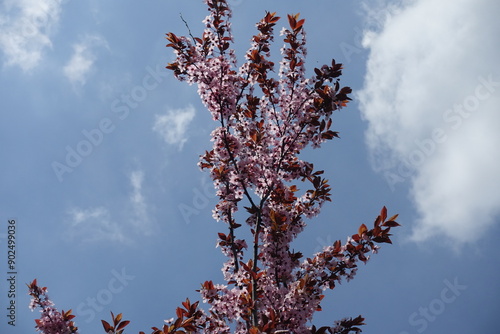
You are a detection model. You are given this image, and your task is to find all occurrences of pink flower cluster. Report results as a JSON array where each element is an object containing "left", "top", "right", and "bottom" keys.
[{"left": 27, "top": 279, "right": 79, "bottom": 334}]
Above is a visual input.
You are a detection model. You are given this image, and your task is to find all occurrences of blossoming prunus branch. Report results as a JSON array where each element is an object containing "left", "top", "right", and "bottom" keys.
[
  {"left": 27, "top": 279, "right": 79, "bottom": 334},
  {"left": 162, "top": 1, "right": 399, "bottom": 333},
  {"left": 27, "top": 1, "right": 399, "bottom": 333}
]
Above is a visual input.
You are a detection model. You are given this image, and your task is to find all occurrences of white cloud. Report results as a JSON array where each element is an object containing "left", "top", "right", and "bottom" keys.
[
  {"left": 63, "top": 35, "right": 108, "bottom": 85},
  {"left": 128, "top": 170, "right": 153, "bottom": 234},
  {"left": 65, "top": 207, "right": 129, "bottom": 244},
  {"left": 357, "top": 0, "right": 500, "bottom": 246},
  {"left": 153, "top": 105, "right": 196, "bottom": 150},
  {"left": 63, "top": 171, "right": 156, "bottom": 245},
  {"left": 0, "top": 0, "right": 63, "bottom": 71}
]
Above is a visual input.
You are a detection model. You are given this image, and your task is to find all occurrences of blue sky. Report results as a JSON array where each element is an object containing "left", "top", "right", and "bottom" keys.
[{"left": 0, "top": 0, "right": 499, "bottom": 333}]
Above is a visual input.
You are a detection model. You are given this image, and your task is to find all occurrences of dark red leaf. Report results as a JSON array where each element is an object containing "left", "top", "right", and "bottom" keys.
[
  {"left": 382, "top": 220, "right": 401, "bottom": 227},
  {"left": 380, "top": 206, "right": 387, "bottom": 222},
  {"left": 116, "top": 320, "right": 130, "bottom": 331},
  {"left": 101, "top": 320, "right": 113, "bottom": 332}
]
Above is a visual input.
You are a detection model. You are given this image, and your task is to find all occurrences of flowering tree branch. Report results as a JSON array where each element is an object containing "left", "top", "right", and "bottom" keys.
[
  {"left": 27, "top": 279, "right": 79, "bottom": 334},
  {"left": 27, "top": 1, "right": 399, "bottom": 333},
  {"left": 162, "top": 1, "right": 399, "bottom": 332}
]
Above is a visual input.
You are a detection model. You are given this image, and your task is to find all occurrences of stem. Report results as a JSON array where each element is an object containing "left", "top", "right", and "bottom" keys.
[
  {"left": 250, "top": 189, "right": 272, "bottom": 328},
  {"left": 227, "top": 206, "right": 240, "bottom": 273},
  {"left": 179, "top": 14, "right": 196, "bottom": 44},
  {"left": 251, "top": 204, "right": 263, "bottom": 327}
]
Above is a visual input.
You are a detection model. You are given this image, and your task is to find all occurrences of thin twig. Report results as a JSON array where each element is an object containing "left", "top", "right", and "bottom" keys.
[{"left": 180, "top": 13, "right": 196, "bottom": 43}]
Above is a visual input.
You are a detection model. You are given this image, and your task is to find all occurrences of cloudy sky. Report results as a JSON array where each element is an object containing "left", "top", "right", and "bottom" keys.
[{"left": 0, "top": 0, "right": 498, "bottom": 333}]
